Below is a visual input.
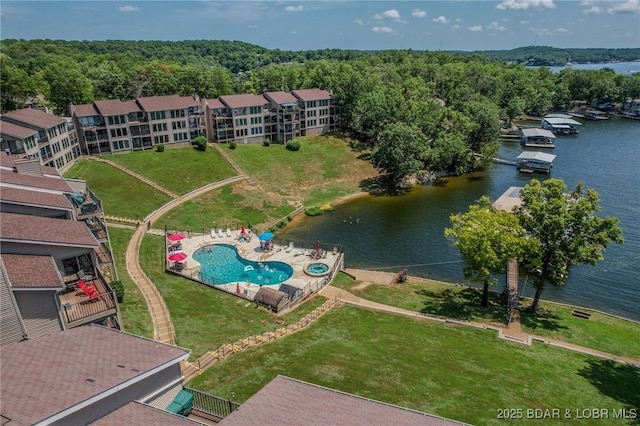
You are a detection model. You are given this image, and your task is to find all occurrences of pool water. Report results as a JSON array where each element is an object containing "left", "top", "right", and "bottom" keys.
[
  {"left": 305, "top": 262, "right": 330, "bottom": 276},
  {"left": 193, "top": 244, "right": 293, "bottom": 286}
]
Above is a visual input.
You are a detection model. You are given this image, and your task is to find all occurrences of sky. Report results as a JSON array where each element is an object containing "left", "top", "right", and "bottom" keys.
[{"left": 1, "top": 1, "right": 639, "bottom": 51}]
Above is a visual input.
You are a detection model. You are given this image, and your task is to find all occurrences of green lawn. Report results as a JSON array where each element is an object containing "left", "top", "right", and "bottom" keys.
[
  {"left": 330, "top": 273, "right": 640, "bottom": 359},
  {"left": 101, "top": 146, "right": 237, "bottom": 195},
  {"left": 138, "top": 233, "right": 329, "bottom": 360},
  {"left": 227, "top": 135, "right": 378, "bottom": 208},
  {"left": 189, "top": 306, "right": 639, "bottom": 426},
  {"left": 64, "top": 159, "right": 172, "bottom": 220}
]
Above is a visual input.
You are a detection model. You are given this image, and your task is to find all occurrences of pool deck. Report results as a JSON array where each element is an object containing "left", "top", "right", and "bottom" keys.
[{"left": 169, "top": 229, "right": 342, "bottom": 296}]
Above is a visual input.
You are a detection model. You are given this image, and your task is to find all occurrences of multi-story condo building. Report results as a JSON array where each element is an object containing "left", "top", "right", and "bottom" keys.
[
  {"left": 206, "top": 88, "right": 338, "bottom": 144},
  {"left": 0, "top": 108, "right": 81, "bottom": 172},
  {"left": 0, "top": 154, "right": 119, "bottom": 343},
  {"left": 71, "top": 95, "right": 206, "bottom": 154}
]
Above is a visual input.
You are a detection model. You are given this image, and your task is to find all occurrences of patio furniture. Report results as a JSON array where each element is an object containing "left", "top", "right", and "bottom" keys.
[
  {"left": 285, "top": 242, "right": 294, "bottom": 253},
  {"left": 77, "top": 279, "right": 101, "bottom": 302},
  {"left": 226, "top": 227, "right": 232, "bottom": 237},
  {"left": 218, "top": 228, "right": 224, "bottom": 238},
  {"left": 210, "top": 228, "right": 217, "bottom": 239}
]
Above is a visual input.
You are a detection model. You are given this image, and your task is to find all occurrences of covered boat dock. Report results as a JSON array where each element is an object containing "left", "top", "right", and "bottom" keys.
[
  {"left": 516, "top": 151, "right": 556, "bottom": 174},
  {"left": 542, "top": 117, "right": 582, "bottom": 135},
  {"left": 520, "top": 128, "right": 556, "bottom": 148}
]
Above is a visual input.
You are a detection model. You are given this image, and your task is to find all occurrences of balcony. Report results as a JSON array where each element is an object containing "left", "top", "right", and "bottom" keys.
[
  {"left": 85, "top": 217, "right": 108, "bottom": 241},
  {"left": 69, "top": 189, "right": 103, "bottom": 218},
  {"left": 57, "top": 274, "right": 117, "bottom": 329}
]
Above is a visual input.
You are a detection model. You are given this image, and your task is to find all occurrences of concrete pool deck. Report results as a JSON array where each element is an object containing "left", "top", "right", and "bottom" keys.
[{"left": 167, "top": 229, "right": 342, "bottom": 297}]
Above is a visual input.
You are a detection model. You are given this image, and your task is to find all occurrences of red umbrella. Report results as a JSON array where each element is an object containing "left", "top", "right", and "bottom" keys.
[
  {"left": 236, "top": 282, "right": 241, "bottom": 295},
  {"left": 315, "top": 240, "right": 320, "bottom": 251},
  {"left": 241, "top": 225, "right": 246, "bottom": 234},
  {"left": 168, "top": 252, "right": 188, "bottom": 262},
  {"left": 167, "top": 233, "right": 186, "bottom": 241}
]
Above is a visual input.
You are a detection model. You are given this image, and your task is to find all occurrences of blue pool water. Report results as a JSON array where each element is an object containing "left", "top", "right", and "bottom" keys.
[{"left": 193, "top": 244, "right": 293, "bottom": 286}]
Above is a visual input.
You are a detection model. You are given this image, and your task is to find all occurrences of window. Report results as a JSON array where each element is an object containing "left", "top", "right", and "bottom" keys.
[
  {"left": 307, "top": 110, "right": 317, "bottom": 117},
  {"left": 62, "top": 137, "right": 70, "bottom": 149},
  {"left": 320, "top": 108, "right": 329, "bottom": 116},
  {"left": 152, "top": 123, "right": 167, "bottom": 132},
  {"left": 306, "top": 101, "right": 317, "bottom": 108},
  {"left": 235, "top": 118, "right": 247, "bottom": 126},
  {"left": 110, "top": 128, "right": 128, "bottom": 138},
  {"left": 52, "top": 142, "right": 61, "bottom": 154},
  {"left": 320, "top": 118, "right": 328, "bottom": 125},
  {"left": 307, "top": 119, "right": 317, "bottom": 127},
  {"left": 173, "top": 132, "right": 188, "bottom": 142},
  {"left": 112, "top": 140, "right": 130, "bottom": 150},
  {"left": 170, "top": 109, "right": 186, "bottom": 118},
  {"left": 319, "top": 99, "right": 329, "bottom": 106},
  {"left": 55, "top": 158, "right": 64, "bottom": 169},
  {"left": 172, "top": 121, "right": 186, "bottom": 130},
  {"left": 235, "top": 129, "right": 248, "bottom": 137},
  {"left": 154, "top": 135, "right": 169, "bottom": 144},
  {"left": 251, "top": 127, "right": 263, "bottom": 135},
  {"left": 107, "top": 115, "right": 126, "bottom": 125},
  {"left": 150, "top": 111, "right": 166, "bottom": 121},
  {"left": 250, "top": 116, "right": 262, "bottom": 125},
  {"left": 249, "top": 106, "right": 262, "bottom": 114}
]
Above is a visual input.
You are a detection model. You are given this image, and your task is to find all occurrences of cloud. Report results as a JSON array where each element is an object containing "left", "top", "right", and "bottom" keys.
[
  {"left": 488, "top": 21, "right": 507, "bottom": 30},
  {"left": 394, "top": 18, "right": 408, "bottom": 24},
  {"left": 412, "top": 9, "right": 427, "bottom": 18},
  {"left": 608, "top": 0, "right": 640, "bottom": 14},
  {"left": 556, "top": 27, "right": 569, "bottom": 32},
  {"left": 520, "top": 20, "right": 529, "bottom": 24},
  {"left": 452, "top": 24, "right": 461, "bottom": 29},
  {"left": 118, "top": 5, "right": 139, "bottom": 12},
  {"left": 374, "top": 9, "right": 401, "bottom": 19},
  {"left": 529, "top": 27, "right": 553, "bottom": 35},
  {"left": 284, "top": 5, "right": 303, "bottom": 12},
  {"left": 248, "top": 25, "right": 259, "bottom": 29},
  {"left": 583, "top": 5, "right": 603, "bottom": 14},
  {"left": 456, "top": 18, "right": 462, "bottom": 23},
  {"left": 354, "top": 18, "right": 364, "bottom": 25},
  {"left": 496, "top": 0, "right": 555, "bottom": 10},
  {"left": 468, "top": 25, "right": 483, "bottom": 32},
  {"left": 433, "top": 16, "right": 449, "bottom": 24},
  {"left": 371, "top": 26, "right": 395, "bottom": 33}
]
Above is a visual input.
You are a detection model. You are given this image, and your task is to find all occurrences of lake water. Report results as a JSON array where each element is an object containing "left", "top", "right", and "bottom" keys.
[
  {"left": 529, "top": 61, "right": 640, "bottom": 74},
  {"left": 281, "top": 115, "right": 640, "bottom": 321}
]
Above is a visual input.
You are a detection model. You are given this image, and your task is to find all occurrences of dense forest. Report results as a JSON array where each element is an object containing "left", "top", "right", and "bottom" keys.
[
  {"left": 467, "top": 46, "right": 640, "bottom": 66},
  {"left": 2, "top": 40, "right": 639, "bottom": 182}
]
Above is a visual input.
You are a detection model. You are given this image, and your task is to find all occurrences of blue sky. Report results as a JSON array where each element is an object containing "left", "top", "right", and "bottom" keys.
[{"left": 1, "top": 1, "right": 639, "bottom": 51}]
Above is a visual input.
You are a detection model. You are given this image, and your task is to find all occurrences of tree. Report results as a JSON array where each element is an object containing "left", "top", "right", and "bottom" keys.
[
  {"left": 43, "top": 59, "right": 93, "bottom": 115},
  {"left": 514, "top": 179, "right": 623, "bottom": 313},
  {"left": 445, "top": 196, "right": 530, "bottom": 307},
  {"left": 193, "top": 135, "right": 207, "bottom": 151},
  {"left": 370, "top": 123, "right": 427, "bottom": 187},
  {"left": 1, "top": 54, "right": 37, "bottom": 111}
]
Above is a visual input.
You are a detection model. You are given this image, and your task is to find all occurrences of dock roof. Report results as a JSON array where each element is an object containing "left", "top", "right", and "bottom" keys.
[
  {"left": 517, "top": 151, "right": 556, "bottom": 163},
  {"left": 521, "top": 128, "right": 556, "bottom": 139},
  {"left": 543, "top": 117, "right": 582, "bottom": 126}
]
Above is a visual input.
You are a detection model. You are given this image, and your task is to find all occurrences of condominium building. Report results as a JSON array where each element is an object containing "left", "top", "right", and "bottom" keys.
[
  {"left": 206, "top": 88, "right": 339, "bottom": 144},
  {"left": 0, "top": 108, "right": 81, "bottom": 172},
  {"left": 70, "top": 95, "right": 206, "bottom": 155},
  {"left": 0, "top": 154, "right": 119, "bottom": 344}
]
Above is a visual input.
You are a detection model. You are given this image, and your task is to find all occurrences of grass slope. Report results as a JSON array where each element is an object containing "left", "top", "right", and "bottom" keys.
[
  {"left": 101, "top": 146, "right": 237, "bottom": 195},
  {"left": 190, "top": 306, "right": 639, "bottom": 426},
  {"left": 64, "top": 159, "right": 171, "bottom": 220}
]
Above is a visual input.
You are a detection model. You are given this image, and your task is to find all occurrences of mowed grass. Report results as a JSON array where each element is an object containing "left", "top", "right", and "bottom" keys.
[
  {"left": 152, "top": 183, "right": 296, "bottom": 232},
  {"left": 101, "top": 146, "right": 237, "bottom": 195},
  {"left": 331, "top": 273, "right": 640, "bottom": 359},
  {"left": 189, "top": 306, "right": 640, "bottom": 426},
  {"left": 138, "top": 233, "right": 329, "bottom": 360},
  {"left": 227, "top": 135, "right": 378, "bottom": 207},
  {"left": 107, "top": 227, "right": 153, "bottom": 338},
  {"left": 64, "top": 159, "right": 171, "bottom": 220}
]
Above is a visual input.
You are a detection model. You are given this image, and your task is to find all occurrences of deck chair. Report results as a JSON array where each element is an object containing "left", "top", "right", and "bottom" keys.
[
  {"left": 210, "top": 228, "right": 217, "bottom": 239},
  {"left": 218, "top": 228, "right": 224, "bottom": 238},
  {"left": 226, "top": 227, "right": 232, "bottom": 237},
  {"left": 77, "top": 279, "right": 101, "bottom": 302},
  {"left": 285, "top": 242, "right": 294, "bottom": 253}
]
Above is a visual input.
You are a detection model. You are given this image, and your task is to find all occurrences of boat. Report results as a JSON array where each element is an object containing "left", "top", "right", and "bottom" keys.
[
  {"left": 520, "top": 128, "right": 556, "bottom": 148},
  {"left": 571, "top": 110, "right": 609, "bottom": 120},
  {"left": 541, "top": 117, "right": 582, "bottom": 135},
  {"left": 516, "top": 151, "right": 556, "bottom": 174}
]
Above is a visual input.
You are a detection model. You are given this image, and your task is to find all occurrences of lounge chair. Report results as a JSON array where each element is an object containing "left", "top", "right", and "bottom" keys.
[
  {"left": 285, "top": 242, "right": 294, "bottom": 253},
  {"left": 226, "top": 227, "right": 232, "bottom": 237},
  {"left": 218, "top": 228, "right": 224, "bottom": 238},
  {"left": 77, "top": 279, "right": 101, "bottom": 302},
  {"left": 210, "top": 228, "right": 217, "bottom": 239}
]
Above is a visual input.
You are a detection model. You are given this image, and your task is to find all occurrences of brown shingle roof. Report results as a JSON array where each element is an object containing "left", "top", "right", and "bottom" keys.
[
  {"left": 0, "top": 212, "right": 98, "bottom": 247},
  {"left": 219, "top": 94, "right": 267, "bottom": 109},
  {"left": 0, "top": 325, "right": 189, "bottom": 425},
  {"left": 2, "top": 108, "right": 66, "bottom": 129},
  {"left": 72, "top": 103, "right": 100, "bottom": 117},
  {"left": 0, "top": 121, "right": 39, "bottom": 139},
  {"left": 0, "top": 186, "right": 73, "bottom": 210},
  {"left": 221, "top": 376, "right": 465, "bottom": 426},
  {"left": 94, "top": 99, "right": 141, "bottom": 116},
  {"left": 1, "top": 254, "right": 62, "bottom": 288},
  {"left": 206, "top": 98, "right": 225, "bottom": 109},
  {"left": 92, "top": 402, "right": 200, "bottom": 425},
  {"left": 136, "top": 95, "right": 200, "bottom": 112},
  {"left": 0, "top": 168, "right": 73, "bottom": 192},
  {"left": 292, "top": 88, "right": 332, "bottom": 102},
  {"left": 264, "top": 91, "right": 298, "bottom": 105}
]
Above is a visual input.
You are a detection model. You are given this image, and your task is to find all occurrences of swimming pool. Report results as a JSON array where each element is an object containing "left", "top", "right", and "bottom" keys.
[
  {"left": 304, "top": 262, "right": 330, "bottom": 277},
  {"left": 193, "top": 244, "right": 293, "bottom": 286}
]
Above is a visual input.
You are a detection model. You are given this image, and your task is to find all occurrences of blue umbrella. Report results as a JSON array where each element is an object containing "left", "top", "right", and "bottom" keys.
[{"left": 258, "top": 232, "right": 274, "bottom": 241}]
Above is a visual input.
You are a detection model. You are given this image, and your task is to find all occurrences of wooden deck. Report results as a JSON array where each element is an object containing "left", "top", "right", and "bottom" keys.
[{"left": 58, "top": 278, "right": 117, "bottom": 327}]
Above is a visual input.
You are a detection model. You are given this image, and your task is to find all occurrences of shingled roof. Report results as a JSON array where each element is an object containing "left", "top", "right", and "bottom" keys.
[
  {"left": 0, "top": 121, "right": 39, "bottom": 139},
  {"left": 136, "top": 95, "right": 200, "bottom": 112},
  {"left": 1, "top": 254, "right": 62, "bottom": 289},
  {"left": 292, "top": 88, "right": 332, "bottom": 102},
  {"left": 264, "top": 91, "right": 298, "bottom": 105},
  {"left": 221, "top": 376, "right": 465, "bottom": 426},
  {"left": 0, "top": 325, "right": 190, "bottom": 425},
  {"left": 91, "top": 401, "right": 199, "bottom": 425},
  {"left": 219, "top": 94, "right": 267, "bottom": 109},
  {"left": 0, "top": 168, "right": 73, "bottom": 192},
  {"left": 2, "top": 108, "right": 66, "bottom": 129},
  {"left": 0, "top": 212, "right": 98, "bottom": 248},
  {"left": 0, "top": 186, "right": 73, "bottom": 210},
  {"left": 94, "top": 99, "right": 141, "bottom": 116}
]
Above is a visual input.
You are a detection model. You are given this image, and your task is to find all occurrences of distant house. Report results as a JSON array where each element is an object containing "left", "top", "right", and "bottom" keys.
[
  {"left": 212, "top": 93, "right": 270, "bottom": 144},
  {"left": 292, "top": 88, "right": 335, "bottom": 136}
]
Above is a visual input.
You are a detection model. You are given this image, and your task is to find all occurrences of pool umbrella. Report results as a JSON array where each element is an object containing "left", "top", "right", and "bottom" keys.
[
  {"left": 315, "top": 240, "right": 320, "bottom": 252},
  {"left": 241, "top": 225, "right": 246, "bottom": 234},
  {"left": 236, "top": 282, "right": 241, "bottom": 295},
  {"left": 167, "top": 233, "right": 186, "bottom": 241},
  {"left": 258, "top": 232, "right": 274, "bottom": 241},
  {"left": 168, "top": 252, "right": 188, "bottom": 262}
]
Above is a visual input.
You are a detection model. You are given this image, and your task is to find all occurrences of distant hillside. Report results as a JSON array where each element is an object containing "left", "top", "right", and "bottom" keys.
[{"left": 465, "top": 46, "right": 640, "bottom": 66}]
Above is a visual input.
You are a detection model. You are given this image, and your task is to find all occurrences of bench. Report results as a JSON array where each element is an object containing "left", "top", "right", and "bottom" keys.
[{"left": 571, "top": 310, "right": 591, "bottom": 319}]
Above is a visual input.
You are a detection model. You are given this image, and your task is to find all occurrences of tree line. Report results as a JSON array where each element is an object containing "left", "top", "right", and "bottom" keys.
[{"left": 2, "top": 40, "right": 639, "bottom": 182}]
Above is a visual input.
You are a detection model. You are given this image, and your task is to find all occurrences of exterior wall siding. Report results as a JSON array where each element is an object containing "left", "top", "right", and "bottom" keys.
[
  {"left": 14, "top": 290, "right": 63, "bottom": 339},
  {"left": 0, "top": 266, "right": 27, "bottom": 346}
]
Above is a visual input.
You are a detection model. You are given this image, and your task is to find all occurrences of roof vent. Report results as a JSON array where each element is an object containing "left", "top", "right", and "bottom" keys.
[{"left": 85, "top": 378, "right": 95, "bottom": 383}]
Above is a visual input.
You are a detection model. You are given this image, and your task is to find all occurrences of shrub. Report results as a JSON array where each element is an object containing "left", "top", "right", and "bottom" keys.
[
  {"left": 155, "top": 143, "right": 165, "bottom": 152},
  {"left": 263, "top": 138, "right": 271, "bottom": 147},
  {"left": 194, "top": 136, "right": 207, "bottom": 151},
  {"left": 320, "top": 204, "right": 335, "bottom": 212},
  {"left": 229, "top": 141, "right": 237, "bottom": 150},
  {"left": 110, "top": 280, "right": 124, "bottom": 303},
  {"left": 286, "top": 139, "right": 301, "bottom": 151},
  {"left": 305, "top": 207, "right": 324, "bottom": 216}
]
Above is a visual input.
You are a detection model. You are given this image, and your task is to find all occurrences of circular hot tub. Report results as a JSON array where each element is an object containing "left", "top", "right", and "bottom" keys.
[{"left": 305, "top": 262, "right": 330, "bottom": 277}]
